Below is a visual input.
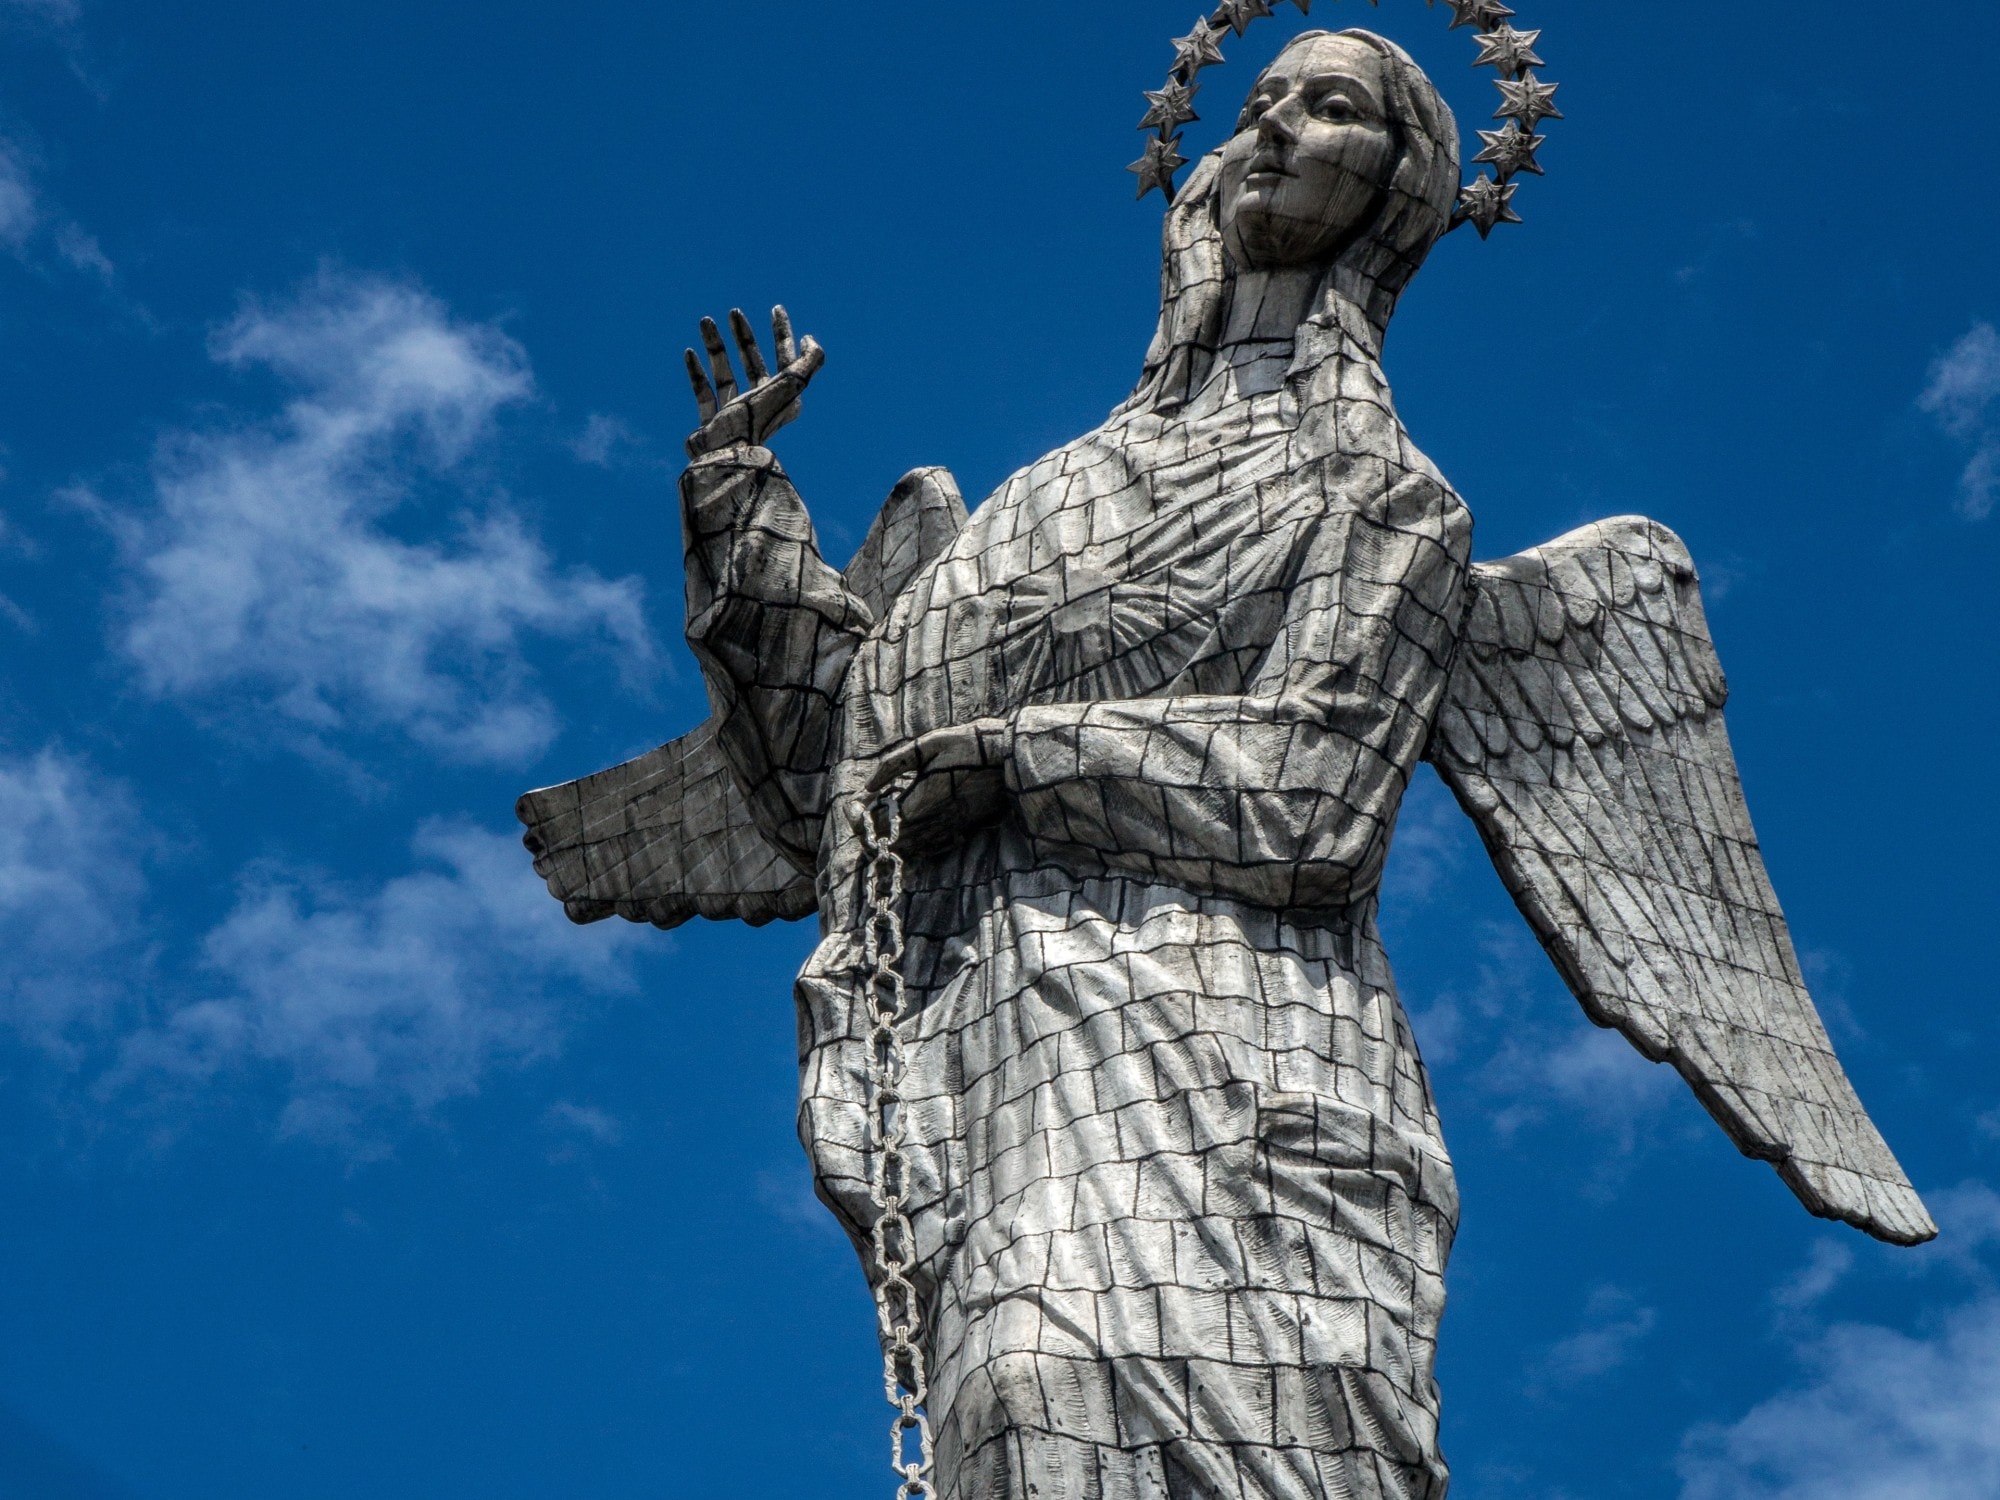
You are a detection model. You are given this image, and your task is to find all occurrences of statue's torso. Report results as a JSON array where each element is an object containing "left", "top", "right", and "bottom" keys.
[{"left": 845, "top": 383, "right": 1304, "bottom": 756}]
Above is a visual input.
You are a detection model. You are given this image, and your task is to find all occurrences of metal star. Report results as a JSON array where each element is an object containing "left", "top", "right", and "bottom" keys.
[
  {"left": 1128, "top": 135, "right": 1189, "bottom": 200},
  {"left": 1494, "top": 74, "right": 1564, "bottom": 130},
  {"left": 1453, "top": 174, "right": 1521, "bottom": 238},
  {"left": 1170, "top": 18, "right": 1226, "bottom": 77},
  {"left": 1139, "top": 79, "right": 1201, "bottom": 132},
  {"left": 1215, "top": 0, "right": 1274, "bottom": 38},
  {"left": 1472, "top": 25, "right": 1544, "bottom": 77},
  {"left": 1473, "top": 121, "right": 1546, "bottom": 177},
  {"left": 1443, "top": 0, "right": 1515, "bottom": 30}
]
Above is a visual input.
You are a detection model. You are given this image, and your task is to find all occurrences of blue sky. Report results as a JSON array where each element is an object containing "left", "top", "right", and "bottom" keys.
[{"left": 0, "top": 1, "right": 1995, "bottom": 1496}]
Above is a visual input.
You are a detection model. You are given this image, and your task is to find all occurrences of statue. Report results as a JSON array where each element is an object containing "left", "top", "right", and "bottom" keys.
[{"left": 518, "top": 7, "right": 1934, "bottom": 1497}]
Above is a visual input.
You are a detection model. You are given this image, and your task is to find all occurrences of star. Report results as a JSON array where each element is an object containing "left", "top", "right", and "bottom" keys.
[
  {"left": 1139, "top": 79, "right": 1201, "bottom": 132},
  {"left": 1215, "top": 0, "right": 1273, "bottom": 38},
  {"left": 1443, "top": 0, "right": 1515, "bottom": 31},
  {"left": 1472, "top": 25, "right": 1544, "bottom": 77},
  {"left": 1453, "top": 174, "right": 1521, "bottom": 238},
  {"left": 1169, "top": 18, "right": 1226, "bottom": 77},
  {"left": 1128, "top": 134, "right": 1189, "bottom": 200},
  {"left": 1494, "top": 74, "right": 1564, "bottom": 130},
  {"left": 1472, "top": 121, "right": 1546, "bottom": 177}
]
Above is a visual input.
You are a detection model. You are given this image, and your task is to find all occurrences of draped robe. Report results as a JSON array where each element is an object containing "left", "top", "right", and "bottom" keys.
[{"left": 680, "top": 301, "right": 1473, "bottom": 1500}]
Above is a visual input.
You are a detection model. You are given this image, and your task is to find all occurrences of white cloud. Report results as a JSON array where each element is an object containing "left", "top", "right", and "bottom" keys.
[
  {"left": 113, "top": 270, "right": 653, "bottom": 765},
  {"left": 1771, "top": 1240, "right": 1855, "bottom": 1314},
  {"left": 1533, "top": 1285, "right": 1658, "bottom": 1390},
  {"left": 117, "top": 819, "right": 642, "bottom": 1142},
  {"left": 570, "top": 412, "right": 638, "bottom": 468},
  {"left": 1678, "top": 1297, "right": 2000, "bottom": 1500},
  {"left": 0, "top": 144, "right": 41, "bottom": 249},
  {"left": 1683, "top": 1179, "right": 2000, "bottom": 1499},
  {"left": 1408, "top": 920, "right": 1677, "bottom": 1164},
  {"left": 1920, "top": 321, "right": 2000, "bottom": 521},
  {"left": 0, "top": 746, "right": 148, "bottom": 1051},
  {"left": 546, "top": 1100, "right": 621, "bottom": 1145},
  {"left": 1381, "top": 769, "right": 1470, "bottom": 906},
  {"left": 0, "top": 136, "right": 113, "bottom": 280},
  {"left": 52, "top": 221, "right": 112, "bottom": 282}
]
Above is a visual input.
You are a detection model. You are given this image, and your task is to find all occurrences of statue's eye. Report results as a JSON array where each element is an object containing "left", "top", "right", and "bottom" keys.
[
  {"left": 1313, "top": 94, "right": 1359, "bottom": 121},
  {"left": 1246, "top": 93, "right": 1278, "bottom": 121}
]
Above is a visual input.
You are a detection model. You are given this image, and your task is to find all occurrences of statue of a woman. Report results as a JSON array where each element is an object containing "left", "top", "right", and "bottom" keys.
[{"left": 521, "top": 25, "right": 1931, "bottom": 1500}]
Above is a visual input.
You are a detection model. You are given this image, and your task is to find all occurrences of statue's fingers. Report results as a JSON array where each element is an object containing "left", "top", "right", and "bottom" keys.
[
  {"left": 699, "top": 317, "right": 738, "bottom": 404},
  {"left": 866, "top": 741, "right": 921, "bottom": 797},
  {"left": 771, "top": 305, "right": 798, "bottom": 367},
  {"left": 684, "top": 348, "right": 718, "bottom": 424},
  {"left": 729, "top": 308, "right": 769, "bottom": 385},
  {"left": 788, "top": 334, "right": 826, "bottom": 381},
  {"left": 746, "top": 342, "right": 823, "bottom": 442}
]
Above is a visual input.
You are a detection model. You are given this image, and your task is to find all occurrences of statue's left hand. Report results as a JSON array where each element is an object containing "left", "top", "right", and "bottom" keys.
[
  {"left": 683, "top": 305, "right": 824, "bottom": 460},
  {"left": 865, "top": 719, "right": 1012, "bottom": 855}
]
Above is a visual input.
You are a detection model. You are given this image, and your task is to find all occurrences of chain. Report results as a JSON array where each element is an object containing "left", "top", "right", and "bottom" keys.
[{"left": 855, "top": 786, "right": 935, "bottom": 1500}]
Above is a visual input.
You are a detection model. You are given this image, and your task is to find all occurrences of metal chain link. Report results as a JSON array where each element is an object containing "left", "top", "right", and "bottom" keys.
[{"left": 855, "top": 787, "right": 936, "bottom": 1500}]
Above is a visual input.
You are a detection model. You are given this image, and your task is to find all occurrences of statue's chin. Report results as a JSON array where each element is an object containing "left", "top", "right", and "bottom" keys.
[{"left": 1223, "top": 213, "right": 1345, "bottom": 273}]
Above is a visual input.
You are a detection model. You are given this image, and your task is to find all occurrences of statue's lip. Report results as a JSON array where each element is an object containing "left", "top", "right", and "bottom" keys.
[{"left": 1245, "top": 154, "right": 1295, "bottom": 180}]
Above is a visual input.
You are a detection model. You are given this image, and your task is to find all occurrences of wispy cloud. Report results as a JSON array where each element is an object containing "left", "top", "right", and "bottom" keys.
[
  {"left": 0, "top": 0, "right": 82, "bottom": 21},
  {"left": 0, "top": 745, "right": 149, "bottom": 1052},
  {"left": 1380, "top": 769, "right": 1470, "bottom": 906},
  {"left": 1678, "top": 1296, "right": 2000, "bottom": 1499},
  {"left": 0, "top": 136, "right": 113, "bottom": 281},
  {"left": 109, "top": 269, "right": 653, "bottom": 766},
  {"left": 1531, "top": 1284, "right": 1658, "bottom": 1392},
  {"left": 1412, "top": 922, "right": 1677, "bottom": 1157},
  {"left": 1920, "top": 321, "right": 2000, "bottom": 522},
  {"left": 117, "top": 819, "right": 642, "bottom": 1145},
  {"left": 569, "top": 412, "right": 640, "bottom": 469},
  {"left": 1770, "top": 1240, "right": 1855, "bottom": 1315},
  {"left": 1683, "top": 1179, "right": 2000, "bottom": 1499}
]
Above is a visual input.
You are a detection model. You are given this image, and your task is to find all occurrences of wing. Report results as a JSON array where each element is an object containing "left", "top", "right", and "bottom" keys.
[
  {"left": 518, "top": 465, "right": 968, "bottom": 930},
  {"left": 1427, "top": 516, "right": 1936, "bottom": 1246},
  {"left": 518, "top": 719, "right": 816, "bottom": 929}
]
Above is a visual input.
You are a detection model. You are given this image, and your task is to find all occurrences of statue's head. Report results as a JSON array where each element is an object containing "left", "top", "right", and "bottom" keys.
[
  {"left": 1118, "top": 29, "right": 1462, "bottom": 413},
  {"left": 1219, "top": 30, "right": 1460, "bottom": 274}
]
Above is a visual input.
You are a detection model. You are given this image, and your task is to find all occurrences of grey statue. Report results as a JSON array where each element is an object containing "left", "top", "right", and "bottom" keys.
[{"left": 519, "top": 21, "right": 1934, "bottom": 1500}]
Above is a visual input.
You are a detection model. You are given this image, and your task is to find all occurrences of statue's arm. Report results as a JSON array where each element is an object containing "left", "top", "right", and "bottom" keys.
[
  {"left": 682, "top": 444, "right": 874, "bottom": 872},
  {"left": 1005, "top": 474, "right": 1471, "bottom": 907}
]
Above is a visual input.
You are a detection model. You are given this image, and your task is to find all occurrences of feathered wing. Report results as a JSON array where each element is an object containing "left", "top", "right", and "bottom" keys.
[
  {"left": 518, "top": 466, "right": 968, "bottom": 931},
  {"left": 1426, "top": 516, "right": 1935, "bottom": 1246},
  {"left": 517, "top": 719, "right": 816, "bottom": 929}
]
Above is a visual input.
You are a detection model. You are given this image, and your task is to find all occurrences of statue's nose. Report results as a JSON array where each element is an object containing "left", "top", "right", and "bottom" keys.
[{"left": 1257, "top": 97, "right": 1302, "bottom": 145}]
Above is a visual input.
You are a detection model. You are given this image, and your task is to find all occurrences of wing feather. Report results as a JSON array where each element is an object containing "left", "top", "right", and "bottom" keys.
[
  {"left": 517, "top": 720, "right": 816, "bottom": 930},
  {"left": 1428, "top": 515, "right": 1935, "bottom": 1245}
]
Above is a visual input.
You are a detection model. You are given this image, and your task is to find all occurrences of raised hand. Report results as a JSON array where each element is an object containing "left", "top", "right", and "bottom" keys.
[{"left": 683, "top": 305, "right": 824, "bottom": 460}]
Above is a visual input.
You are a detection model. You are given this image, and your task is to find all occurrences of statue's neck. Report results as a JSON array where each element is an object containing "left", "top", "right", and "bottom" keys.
[
  {"left": 1205, "top": 265, "right": 1327, "bottom": 397},
  {"left": 1219, "top": 265, "right": 1323, "bottom": 346}
]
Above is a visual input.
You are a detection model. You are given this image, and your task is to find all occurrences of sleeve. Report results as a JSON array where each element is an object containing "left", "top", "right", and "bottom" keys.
[
  {"left": 1005, "top": 471, "right": 1472, "bottom": 910},
  {"left": 681, "top": 445, "right": 875, "bottom": 872}
]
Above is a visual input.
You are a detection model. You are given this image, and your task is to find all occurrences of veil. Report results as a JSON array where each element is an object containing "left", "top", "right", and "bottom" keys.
[{"left": 1116, "top": 29, "right": 1462, "bottom": 417}]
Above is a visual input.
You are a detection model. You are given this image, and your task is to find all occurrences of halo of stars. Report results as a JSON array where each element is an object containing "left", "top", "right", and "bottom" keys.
[{"left": 1128, "top": 0, "right": 1562, "bottom": 238}]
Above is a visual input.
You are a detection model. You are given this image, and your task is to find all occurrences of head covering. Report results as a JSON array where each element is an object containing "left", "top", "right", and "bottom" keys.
[{"left": 1117, "top": 30, "right": 1460, "bottom": 416}]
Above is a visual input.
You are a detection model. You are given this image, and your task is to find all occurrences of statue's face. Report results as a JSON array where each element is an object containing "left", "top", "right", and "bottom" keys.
[{"left": 1219, "top": 35, "right": 1400, "bottom": 269}]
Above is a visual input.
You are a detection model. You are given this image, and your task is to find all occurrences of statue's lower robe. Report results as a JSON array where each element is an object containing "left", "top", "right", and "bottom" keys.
[{"left": 797, "top": 863, "right": 1457, "bottom": 1500}]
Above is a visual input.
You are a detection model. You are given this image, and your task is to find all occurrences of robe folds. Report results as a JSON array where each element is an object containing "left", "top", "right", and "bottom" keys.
[{"left": 681, "top": 316, "right": 1474, "bottom": 1500}]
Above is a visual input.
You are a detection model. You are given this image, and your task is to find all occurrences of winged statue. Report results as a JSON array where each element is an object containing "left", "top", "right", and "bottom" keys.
[{"left": 520, "top": 16, "right": 1932, "bottom": 1500}]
